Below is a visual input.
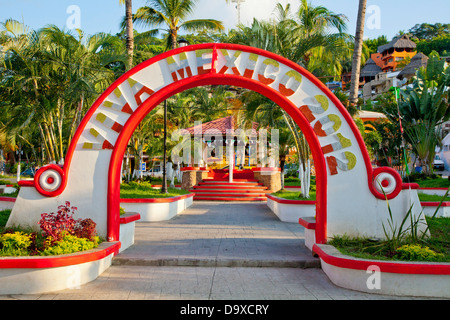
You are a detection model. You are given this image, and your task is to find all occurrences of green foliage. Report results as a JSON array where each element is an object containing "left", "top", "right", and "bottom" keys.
[
  {"left": 0, "top": 231, "right": 32, "bottom": 256},
  {"left": 0, "top": 209, "right": 11, "bottom": 228},
  {"left": 271, "top": 189, "right": 316, "bottom": 201},
  {"left": 41, "top": 231, "right": 99, "bottom": 256},
  {"left": 120, "top": 181, "right": 189, "bottom": 198},
  {"left": 0, "top": 202, "right": 100, "bottom": 256},
  {"left": 398, "top": 51, "right": 450, "bottom": 175},
  {"left": 418, "top": 193, "right": 450, "bottom": 202},
  {"left": 329, "top": 191, "right": 450, "bottom": 262},
  {"left": 394, "top": 244, "right": 444, "bottom": 262},
  {"left": 408, "top": 22, "right": 450, "bottom": 41},
  {"left": 416, "top": 34, "right": 450, "bottom": 56},
  {"left": 364, "top": 35, "right": 388, "bottom": 54}
]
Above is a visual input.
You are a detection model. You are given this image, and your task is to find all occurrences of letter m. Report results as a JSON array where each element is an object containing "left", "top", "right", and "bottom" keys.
[{"left": 166, "top": 52, "right": 192, "bottom": 82}]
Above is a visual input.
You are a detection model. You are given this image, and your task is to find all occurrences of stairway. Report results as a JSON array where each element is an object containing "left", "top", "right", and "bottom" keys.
[{"left": 190, "top": 179, "right": 268, "bottom": 201}]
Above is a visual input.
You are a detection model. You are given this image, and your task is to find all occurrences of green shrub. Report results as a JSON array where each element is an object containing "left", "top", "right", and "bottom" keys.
[
  {"left": 394, "top": 244, "right": 444, "bottom": 262},
  {"left": 0, "top": 231, "right": 32, "bottom": 256},
  {"left": 41, "top": 232, "right": 100, "bottom": 256}
]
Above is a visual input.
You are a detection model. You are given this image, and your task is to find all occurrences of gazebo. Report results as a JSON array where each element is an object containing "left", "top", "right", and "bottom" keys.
[
  {"left": 360, "top": 58, "right": 382, "bottom": 83},
  {"left": 184, "top": 115, "right": 259, "bottom": 169},
  {"left": 397, "top": 52, "right": 429, "bottom": 80}
]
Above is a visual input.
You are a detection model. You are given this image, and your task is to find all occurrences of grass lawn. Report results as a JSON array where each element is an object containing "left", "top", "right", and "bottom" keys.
[
  {"left": 404, "top": 173, "right": 450, "bottom": 188},
  {"left": 418, "top": 193, "right": 450, "bottom": 202},
  {"left": 271, "top": 189, "right": 316, "bottom": 201},
  {"left": 120, "top": 181, "right": 189, "bottom": 199},
  {"left": 0, "top": 209, "right": 11, "bottom": 230}
]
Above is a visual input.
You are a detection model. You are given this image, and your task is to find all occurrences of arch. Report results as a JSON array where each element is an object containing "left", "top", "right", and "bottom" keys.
[{"left": 12, "top": 43, "right": 406, "bottom": 245}]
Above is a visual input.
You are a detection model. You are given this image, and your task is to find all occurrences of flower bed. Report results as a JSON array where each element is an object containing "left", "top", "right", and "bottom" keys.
[
  {"left": 314, "top": 243, "right": 450, "bottom": 298},
  {"left": 0, "top": 201, "right": 123, "bottom": 294},
  {"left": 0, "top": 201, "right": 101, "bottom": 257},
  {"left": 0, "top": 241, "right": 120, "bottom": 294},
  {"left": 299, "top": 216, "right": 450, "bottom": 298}
]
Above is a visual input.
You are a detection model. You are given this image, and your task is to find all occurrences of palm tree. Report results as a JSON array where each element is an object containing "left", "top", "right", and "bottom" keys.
[
  {"left": 349, "top": 0, "right": 367, "bottom": 105},
  {"left": 120, "top": 0, "right": 135, "bottom": 70},
  {"left": 132, "top": 0, "right": 224, "bottom": 50},
  {"left": 0, "top": 21, "right": 125, "bottom": 164},
  {"left": 231, "top": 1, "right": 348, "bottom": 197}
]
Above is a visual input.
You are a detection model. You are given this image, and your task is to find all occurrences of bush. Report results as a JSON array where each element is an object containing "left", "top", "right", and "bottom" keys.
[
  {"left": 41, "top": 231, "right": 100, "bottom": 256},
  {"left": 73, "top": 218, "right": 97, "bottom": 241},
  {"left": 0, "top": 231, "right": 32, "bottom": 256},
  {"left": 39, "top": 201, "right": 98, "bottom": 243},
  {"left": 402, "top": 172, "right": 439, "bottom": 183},
  {"left": 394, "top": 244, "right": 444, "bottom": 262},
  {"left": 0, "top": 202, "right": 100, "bottom": 257},
  {"left": 39, "top": 201, "right": 79, "bottom": 242}
]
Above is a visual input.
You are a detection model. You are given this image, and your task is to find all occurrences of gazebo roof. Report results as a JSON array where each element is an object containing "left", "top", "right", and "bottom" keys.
[
  {"left": 184, "top": 116, "right": 235, "bottom": 135},
  {"left": 397, "top": 52, "right": 429, "bottom": 80},
  {"left": 377, "top": 34, "right": 416, "bottom": 53},
  {"left": 184, "top": 116, "right": 260, "bottom": 136},
  {"left": 361, "top": 58, "right": 382, "bottom": 77}
]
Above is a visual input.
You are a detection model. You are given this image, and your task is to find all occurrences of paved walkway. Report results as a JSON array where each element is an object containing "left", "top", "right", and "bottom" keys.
[{"left": 0, "top": 202, "right": 432, "bottom": 300}]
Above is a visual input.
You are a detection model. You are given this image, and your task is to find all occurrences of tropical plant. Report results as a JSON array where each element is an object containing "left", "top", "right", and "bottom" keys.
[
  {"left": 0, "top": 20, "right": 125, "bottom": 165},
  {"left": 229, "top": 1, "right": 349, "bottom": 72},
  {"left": 131, "top": 0, "right": 224, "bottom": 50},
  {"left": 398, "top": 51, "right": 450, "bottom": 174},
  {"left": 229, "top": 1, "right": 349, "bottom": 198},
  {"left": 39, "top": 201, "right": 80, "bottom": 242}
]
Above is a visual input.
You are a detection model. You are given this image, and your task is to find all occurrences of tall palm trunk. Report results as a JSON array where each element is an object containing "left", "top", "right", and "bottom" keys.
[
  {"left": 349, "top": 0, "right": 367, "bottom": 105},
  {"left": 125, "top": 0, "right": 134, "bottom": 70}
]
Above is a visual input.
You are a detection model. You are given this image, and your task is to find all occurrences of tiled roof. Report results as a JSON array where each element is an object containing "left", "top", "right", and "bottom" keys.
[{"left": 184, "top": 116, "right": 235, "bottom": 135}]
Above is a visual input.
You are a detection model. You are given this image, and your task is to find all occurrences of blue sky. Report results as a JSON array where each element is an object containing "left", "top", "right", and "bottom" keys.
[{"left": 0, "top": 0, "right": 449, "bottom": 41}]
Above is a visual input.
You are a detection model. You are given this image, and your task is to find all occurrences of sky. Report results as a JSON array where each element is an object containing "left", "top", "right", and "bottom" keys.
[{"left": 0, "top": 0, "right": 449, "bottom": 41}]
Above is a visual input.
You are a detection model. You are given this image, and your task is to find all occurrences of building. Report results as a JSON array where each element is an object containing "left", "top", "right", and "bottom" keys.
[
  {"left": 360, "top": 58, "right": 382, "bottom": 84},
  {"left": 360, "top": 35, "right": 419, "bottom": 101},
  {"left": 377, "top": 34, "right": 417, "bottom": 72},
  {"left": 397, "top": 52, "right": 429, "bottom": 81},
  {"left": 362, "top": 70, "right": 405, "bottom": 101},
  {"left": 184, "top": 116, "right": 260, "bottom": 168}
]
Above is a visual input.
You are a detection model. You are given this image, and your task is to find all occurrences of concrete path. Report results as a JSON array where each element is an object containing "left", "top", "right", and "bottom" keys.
[
  {"left": 113, "top": 202, "right": 319, "bottom": 268},
  {"left": 0, "top": 202, "right": 433, "bottom": 300}
]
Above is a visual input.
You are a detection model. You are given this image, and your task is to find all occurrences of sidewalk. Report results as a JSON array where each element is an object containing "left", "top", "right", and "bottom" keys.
[{"left": 0, "top": 202, "right": 432, "bottom": 300}]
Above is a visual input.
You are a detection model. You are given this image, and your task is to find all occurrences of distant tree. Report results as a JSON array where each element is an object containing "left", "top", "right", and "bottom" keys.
[
  {"left": 364, "top": 35, "right": 388, "bottom": 54},
  {"left": 416, "top": 34, "right": 450, "bottom": 56},
  {"left": 408, "top": 23, "right": 450, "bottom": 41}
]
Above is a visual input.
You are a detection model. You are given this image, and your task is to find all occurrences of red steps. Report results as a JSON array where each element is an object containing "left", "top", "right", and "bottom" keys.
[{"left": 190, "top": 178, "right": 267, "bottom": 202}]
